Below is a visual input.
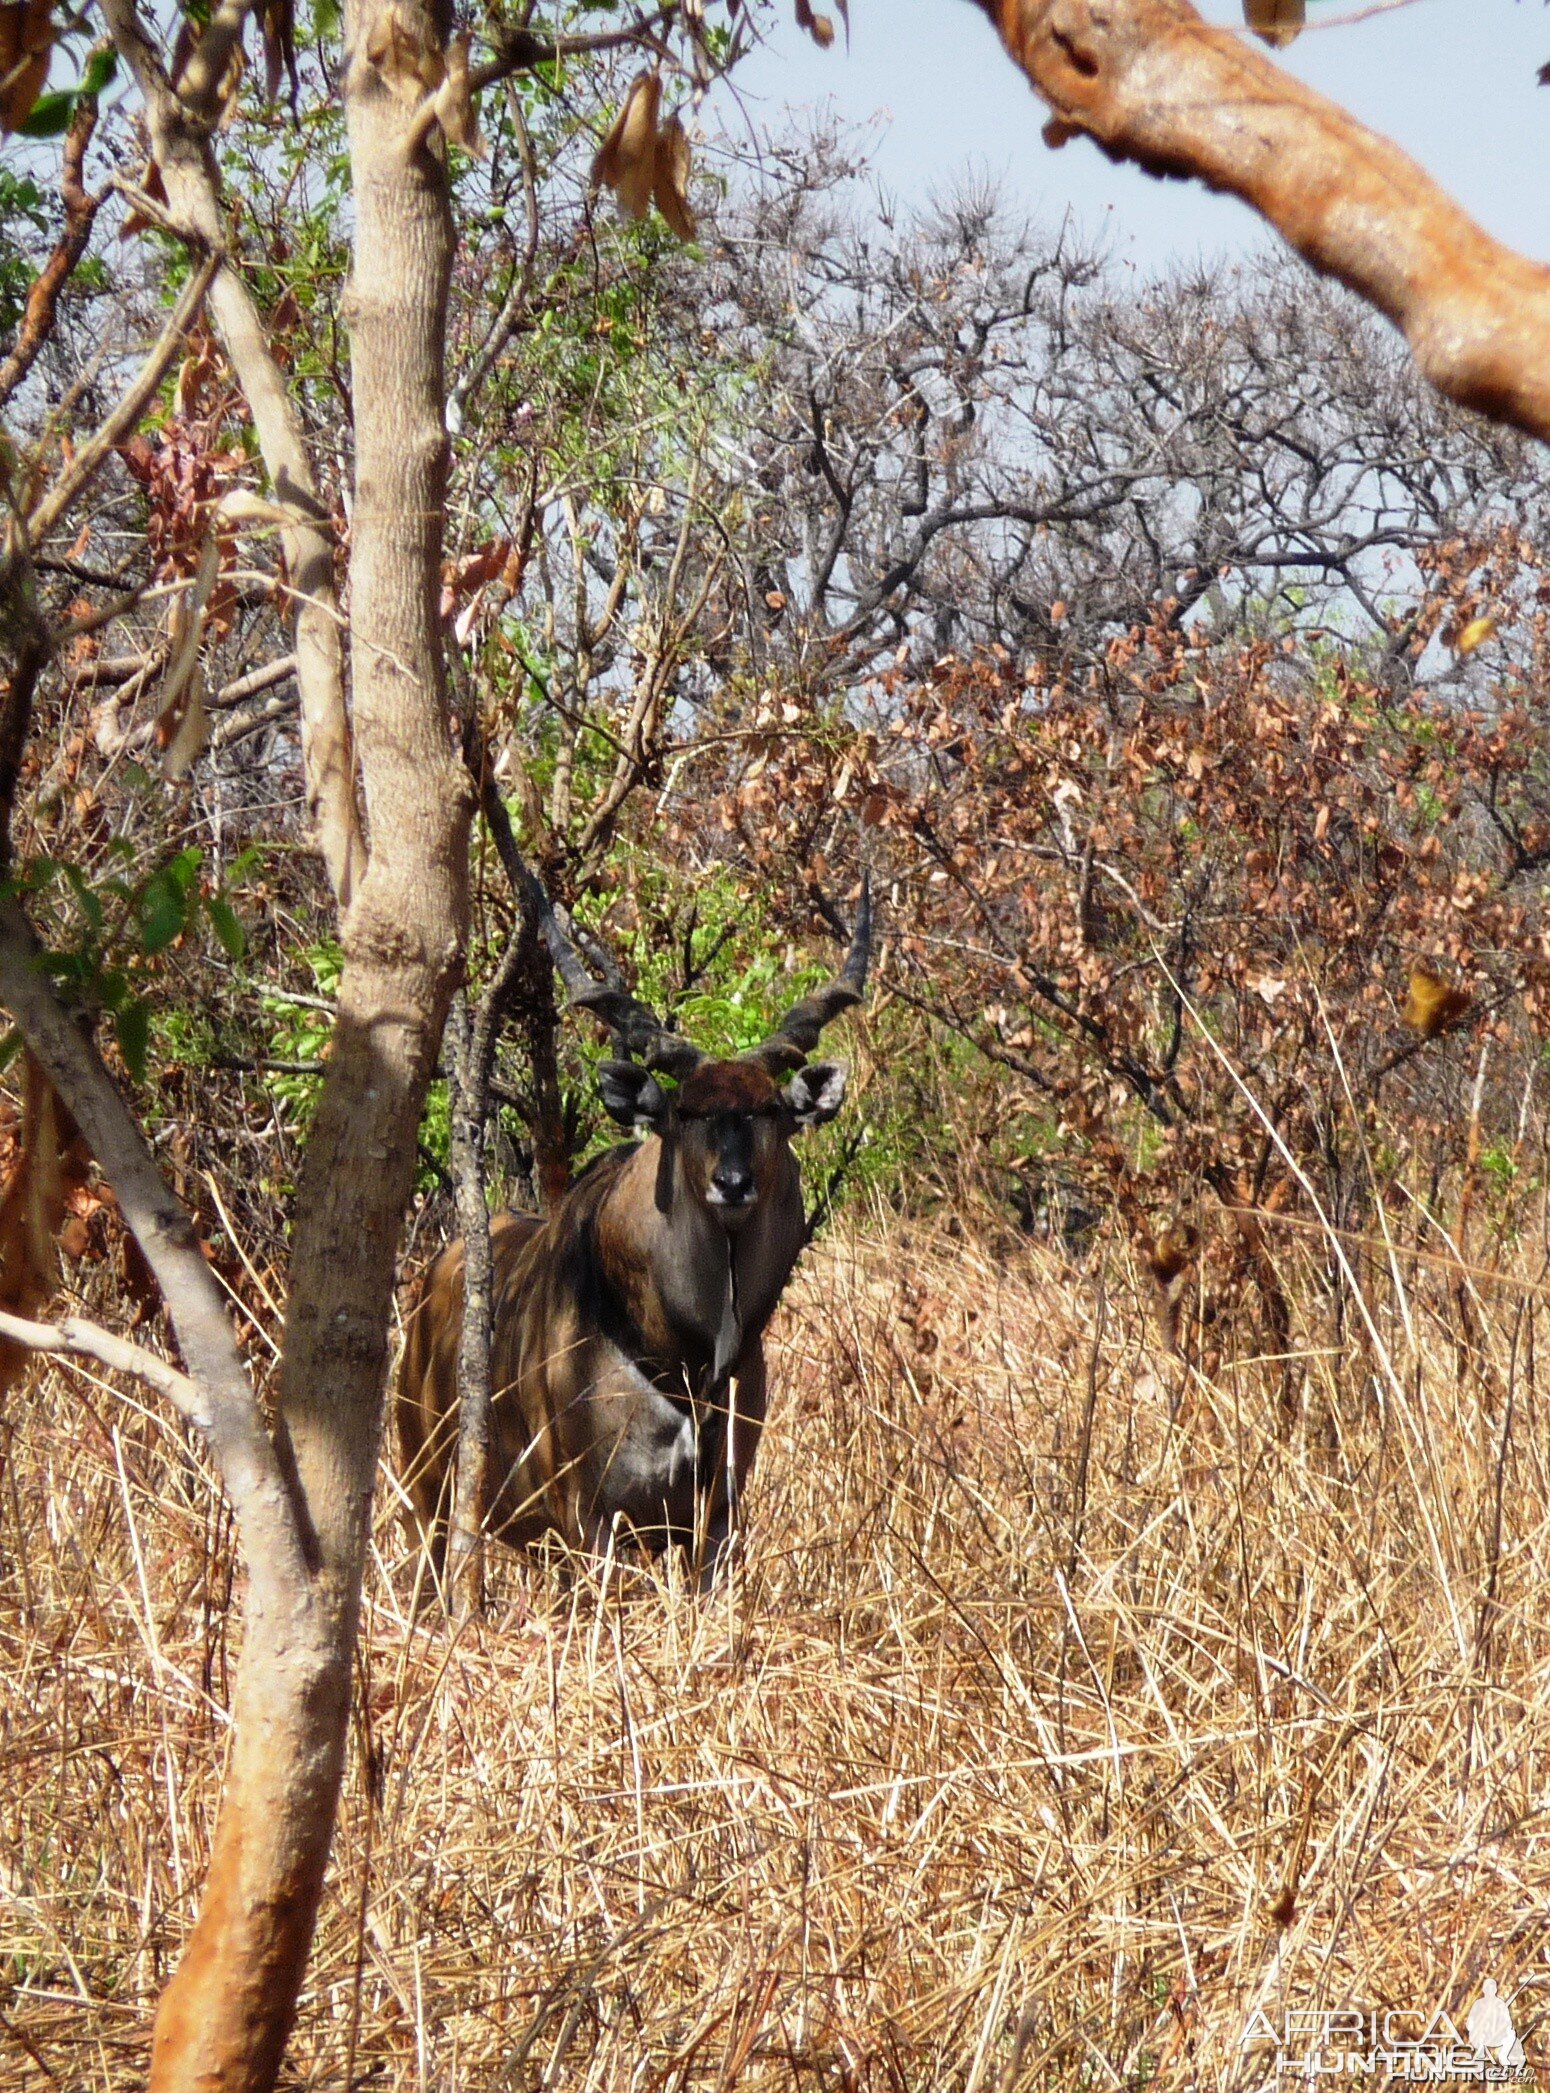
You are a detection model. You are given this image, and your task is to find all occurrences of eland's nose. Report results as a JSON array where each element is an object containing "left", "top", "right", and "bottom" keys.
[{"left": 712, "top": 1167, "right": 754, "bottom": 1205}]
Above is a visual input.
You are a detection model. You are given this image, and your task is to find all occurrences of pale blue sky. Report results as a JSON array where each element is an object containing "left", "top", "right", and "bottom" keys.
[{"left": 736, "top": 0, "right": 1550, "bottom": 270}]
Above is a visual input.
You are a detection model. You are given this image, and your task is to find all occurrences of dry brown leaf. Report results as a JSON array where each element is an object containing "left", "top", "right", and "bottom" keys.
[
  {"left": 119, "top": 157, "right": 169, "bottom": 240},
  {"left": 175, "top": 326, "right": 219, "bottom": 421},
  {"left": 795, "top": 0, "right": 835, "bottom": 48},
  {"left": 593, "top": 71, "right": 661, "bottom": 221},
  {"left": 258, "top": 0, "right": 298, "bottom": 107},
  {"left": 0, "top": 1054, "right": 91, "bottom": 1398},
  {"left": 1401, "top": 963, "right": 1472, "bottom": 1041},
  {"left": 0, "top": 0, "right": 53, "bottom": 132},
  {"left": 1242, "top": 0, "right": 1304, "bottom": 47},
  {"left": 652, "top": 113, "right": 696, "bottom": 241},
  {"left": 441, "top": 535, "right": 513, "bottom": 643}
]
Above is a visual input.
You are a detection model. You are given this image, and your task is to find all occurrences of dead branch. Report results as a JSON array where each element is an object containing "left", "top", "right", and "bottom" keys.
[
  {"left": 0, "top": 1305, "right": 203, "bottom": 1421},
  {"left": 0, "top": 898, "right": 309, "bottom": 1598},
  {"left": 970, "top": 0, "right": 1550, "bottom": 445},
  {"left": 0, "top": 87, "right": 107, "bottom": 413},
  {"left": 23, "top": 252, "right": 221, "bottom": 548}
]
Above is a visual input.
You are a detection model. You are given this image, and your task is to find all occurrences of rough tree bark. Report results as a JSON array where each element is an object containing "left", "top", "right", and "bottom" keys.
[
  {"left": 967, "top": 0, "right": 1550, "bottom": 448},
  {"left": 138, "top": 0, "right": 471, "bottom": 2075}
]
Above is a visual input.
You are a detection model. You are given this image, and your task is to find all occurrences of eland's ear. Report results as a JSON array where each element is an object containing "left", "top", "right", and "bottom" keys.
[
  {"left": 598, "top": 1061, "right": 669, "bottom": 1129},
  {"left": 785, "top": 1061, "right": 847, "bottom": 1130}
]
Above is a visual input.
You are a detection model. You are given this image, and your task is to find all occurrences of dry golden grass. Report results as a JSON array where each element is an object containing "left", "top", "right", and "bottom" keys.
[{"left": 4, "top": 1205, "right": 1550, "bottom": 2088}]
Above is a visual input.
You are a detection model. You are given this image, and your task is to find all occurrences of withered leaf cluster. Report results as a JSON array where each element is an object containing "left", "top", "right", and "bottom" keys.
[
  {"left": 593, "top": 73, "right": 696, "bottom": 241},
  {"left": 712, "top": 529, "right": 1550, "bottom": 1318}
]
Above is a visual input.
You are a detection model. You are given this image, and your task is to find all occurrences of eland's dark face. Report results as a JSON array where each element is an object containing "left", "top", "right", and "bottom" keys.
[{"left": 598, "top": 1056, "right": 849, "bottom": 1232}]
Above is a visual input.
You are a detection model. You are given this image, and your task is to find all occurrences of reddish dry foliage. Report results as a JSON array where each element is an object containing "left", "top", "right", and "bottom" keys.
[{"left": 717, "top": 539, "right": 1550, "bottom": 1363}]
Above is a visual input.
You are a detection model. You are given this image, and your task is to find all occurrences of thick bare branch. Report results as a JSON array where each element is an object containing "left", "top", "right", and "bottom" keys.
[
  {"left": 174, "top": 0, "right": 260, "bottom": 122},
  {"left": 469, "top": 7, "right": 681, "bottom": 93},
  {"left": 0, "top": 899, "right": 310, "bottom": 1597},
  {"left": 970, "top": 0, "right": 1550, "bottom": 445},
  {"left": 96, "top": 0, "right": 366, "bottom": 910},
  {"left": 0, "top": 1305, "right": 203, "bottom": 1420},
  {"left": 144, "top": 0, "right": 472, "bottom": 2068}
]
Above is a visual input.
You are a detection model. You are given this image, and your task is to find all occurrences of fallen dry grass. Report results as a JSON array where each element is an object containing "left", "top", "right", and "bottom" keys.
[{"left": 4, "top": 1205, "right": 1550, "bottom": 2088}]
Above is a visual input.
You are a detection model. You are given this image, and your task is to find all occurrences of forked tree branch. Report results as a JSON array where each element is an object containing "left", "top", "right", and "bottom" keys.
[
  {"left": 469, "top": 7, "right": 681, "bottom": 92},
  {"left": 0, "top": 899, "right": 312, "bottom": 1600},
  {"left": 174, "top": 0, "right": 260, "bottom": 121},
  {"left": 95, "top": 0, "right": 367, "bottom": 911},
  {"left": 968, "top": 0, "right": 1550, "bottom": 446}
]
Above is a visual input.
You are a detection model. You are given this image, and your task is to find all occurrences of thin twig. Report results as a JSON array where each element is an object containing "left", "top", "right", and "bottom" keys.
[{"left": 26, "top": 253, "right": 221, "bottom": 549}]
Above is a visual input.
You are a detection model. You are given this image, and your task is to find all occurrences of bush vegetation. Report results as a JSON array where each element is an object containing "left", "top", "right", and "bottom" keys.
[{"left": 6, "top": 2, "right": 1550, "bottom": 2078}]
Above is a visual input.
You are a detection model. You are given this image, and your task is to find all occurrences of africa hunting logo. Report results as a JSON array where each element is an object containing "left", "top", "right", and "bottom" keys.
[{"left": 1242, "top": 1980, "right": 1533, "bottom": 2082}]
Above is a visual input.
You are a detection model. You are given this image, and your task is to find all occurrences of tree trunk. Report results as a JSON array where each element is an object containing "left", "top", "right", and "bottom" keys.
[
  {"left": 444, "top": 847, "right": 565, "bottom": 1612},
  {"left": 146, "top": 0, "right": 469, "bottom": 2080},
  {"left": 446, "top": 991, "right": 495, "bottom": 1615}
]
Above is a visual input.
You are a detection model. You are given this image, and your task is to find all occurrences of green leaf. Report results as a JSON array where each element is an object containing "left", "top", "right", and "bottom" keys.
[
  {"left": 61, "top": 863, "right": 103, "bottom": 932},
  {"left": 206, "top": 894, "right": 246, "bottom": 961},
  {"left": 138, "top": 872, "right": 190, "bottom": 955},
  {"left": 80, "top": 48, "right": 118, "bottom": 98},
  {"left": 0, "top": 1031, "right": 23, "bottom": 1077},
  {"left": 17, "top": 92, "right": 77, "bottom": 139},
  {"left": 115, "top": 1001, "right": 150, "bottom": 1083},
  {"left": 97, "top": 966, "right": 131, "bottom": 1012},
  {"left": 167, "top": 846, "right": 203, "bottom": 896}
]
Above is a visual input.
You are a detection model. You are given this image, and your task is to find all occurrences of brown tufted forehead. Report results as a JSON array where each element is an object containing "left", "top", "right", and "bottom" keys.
[{"left": 674, "top": 1058, "right": 782, "bottom": 1118}]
